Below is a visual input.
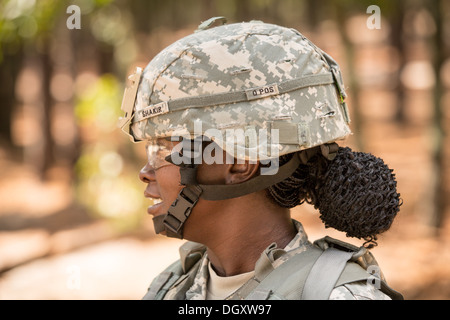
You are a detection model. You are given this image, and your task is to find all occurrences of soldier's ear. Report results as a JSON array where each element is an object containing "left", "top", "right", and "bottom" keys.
[{"left": 225, "top": 161, "right": 259, "bottom": 185}]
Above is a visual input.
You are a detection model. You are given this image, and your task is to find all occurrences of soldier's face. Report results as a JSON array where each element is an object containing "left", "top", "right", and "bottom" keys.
[
  {"left": 139, "top": 140, "right": 184, "bottom": 224},
  {"left": 138, "top": 138, "right": 256, "bottom": 240},
  {"left": 138, "top": 138, "right": 222, "bottom": 238}
]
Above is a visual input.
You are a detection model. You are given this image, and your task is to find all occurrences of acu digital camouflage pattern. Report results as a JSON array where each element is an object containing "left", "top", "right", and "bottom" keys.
[{"left": 125, "top": 19, "right": 351, "bottom": 160}]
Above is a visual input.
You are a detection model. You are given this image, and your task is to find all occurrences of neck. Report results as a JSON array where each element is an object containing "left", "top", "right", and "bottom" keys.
[{"left": 186, "top": 191, "right": 296, "bottom": 277}]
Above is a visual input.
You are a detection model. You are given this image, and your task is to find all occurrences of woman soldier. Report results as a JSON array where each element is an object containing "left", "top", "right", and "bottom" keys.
[{"left": 118, "top": 18, "right": 403, "bottom": 300}]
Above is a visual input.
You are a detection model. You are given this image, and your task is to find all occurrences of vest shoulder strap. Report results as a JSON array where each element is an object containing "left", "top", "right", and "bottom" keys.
[
  {"left": 301, "top": 247, "right": 355, "bottom": 299},
  {"left": 244, "top": 237, "right": 403, "bottom": 300},
  {"left": 143, "top": 238, "right": 403, "bottom": 300}
]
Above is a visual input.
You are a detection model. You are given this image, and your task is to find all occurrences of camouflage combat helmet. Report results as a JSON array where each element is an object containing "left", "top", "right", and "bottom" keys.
[{"left": 119, "top": 17, "right": 352, "bottom": 239}]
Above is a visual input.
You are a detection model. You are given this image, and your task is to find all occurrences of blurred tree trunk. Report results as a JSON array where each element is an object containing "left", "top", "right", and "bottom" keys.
[
  {"left": 0, "top": 51, "right": 22, "bottom": 147},
  {"left": 39, "top": 38, "right": 55, "bottom": 179},
  {"left": 333, "top": 2, "right": 364, "bottom": 151},
  {"left": 306, "top": 0, "right": 323, "bottom": 28},
  {"left": 390, "top": 0, "right": 407, "bottom": 123},
  {"left": 130, "top": 0, "right": 152, "bottom": 32},
  {"left": 235, "top": 0, "right": 250, "bottom": 22},
  {"left": 201, "top": 0, "right": 216, "bottom": 19},
  {"left": 266, "top": 0, "right": 281, "bottom": 25},
  {"left": 428, "top": 0, "right": 446, "bottom": 232}
]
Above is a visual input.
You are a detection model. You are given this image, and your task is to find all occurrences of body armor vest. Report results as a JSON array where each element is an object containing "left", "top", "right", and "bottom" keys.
[{"left": 143, "top": 237, "right": 403, "bottom": 300}]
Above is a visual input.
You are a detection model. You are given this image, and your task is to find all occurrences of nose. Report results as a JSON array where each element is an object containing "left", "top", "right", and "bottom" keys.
[{"left": 139, "top": 163, "right": 156, "bottom": 183}]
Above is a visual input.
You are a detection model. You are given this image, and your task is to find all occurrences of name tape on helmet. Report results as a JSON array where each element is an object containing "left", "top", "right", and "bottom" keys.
[
  {"left": 245, "top": 84, "right": 279, "bottom": 101},
  {"left": 135, "top": 101, "right": 170, "bottom": 122},
  {"left": 130, "top": 74, "right": 334, "bottom": 125}
]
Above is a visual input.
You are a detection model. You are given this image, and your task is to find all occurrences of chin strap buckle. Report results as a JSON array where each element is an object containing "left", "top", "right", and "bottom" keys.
[{"left": 156, "top": 185, "right": 203, "bottom": 239}]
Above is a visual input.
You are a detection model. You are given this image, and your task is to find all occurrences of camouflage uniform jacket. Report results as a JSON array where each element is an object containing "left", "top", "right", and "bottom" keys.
[{"left": 144, "top": 220, "right": 399, "bottom": 300}]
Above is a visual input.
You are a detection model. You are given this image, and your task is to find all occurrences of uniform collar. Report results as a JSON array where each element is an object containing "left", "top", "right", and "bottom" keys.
[{"left": 184, "top": 219, "right": 311, "bottom": 300}]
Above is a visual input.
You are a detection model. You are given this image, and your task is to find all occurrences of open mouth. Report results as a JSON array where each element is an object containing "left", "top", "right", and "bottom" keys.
[
  {"left": 152, "top": 198, "right": 162, "bottom": 204},
  {"left": 146, "top": 197, "right": 164, "bottom": 216}
]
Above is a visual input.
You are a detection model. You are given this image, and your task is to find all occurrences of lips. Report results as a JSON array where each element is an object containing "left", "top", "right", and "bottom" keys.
[
  {"left": 147, "top": 200, "right": 164, "bottom": 216},
  {"left": 144, "top": 190, "right": 164, "bottom": 216}
]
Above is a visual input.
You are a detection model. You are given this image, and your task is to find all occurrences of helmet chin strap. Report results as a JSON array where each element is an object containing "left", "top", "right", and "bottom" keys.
[
  {"left": 152, "top": 184, "right": 203, "bottom": 239},
  {"left": 152, "top": 152, "right": 301, "bottom": 239},
  {"left": 151, "top": 143, "right": 338, "bottom": 239},
  {"left": 152, "top": 153, "right": 204, "bottom": 239}
]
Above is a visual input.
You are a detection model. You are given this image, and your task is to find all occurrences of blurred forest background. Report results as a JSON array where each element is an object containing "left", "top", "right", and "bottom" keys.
[{"left": 0, "top": 0, "right": 449, "bottom": 299}]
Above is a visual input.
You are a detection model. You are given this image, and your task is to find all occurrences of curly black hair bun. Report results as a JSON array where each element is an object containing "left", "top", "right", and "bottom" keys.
[
  {"left": 314, "top": 147, "right": 401, "bottom": 247},
  {"left": 267, "top": 147, "right": 402, "bottom": 248}
]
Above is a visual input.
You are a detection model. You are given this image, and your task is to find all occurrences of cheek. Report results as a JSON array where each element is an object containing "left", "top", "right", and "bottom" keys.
[
  {"left": 196, "top": 150, "right": 229, "bottom": 185},
  {"left": 156, "top": 166, "right": 182, "bottom": 201},
  {"left": 196, "top": 163, "right": 226, "bottom": 185}
]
